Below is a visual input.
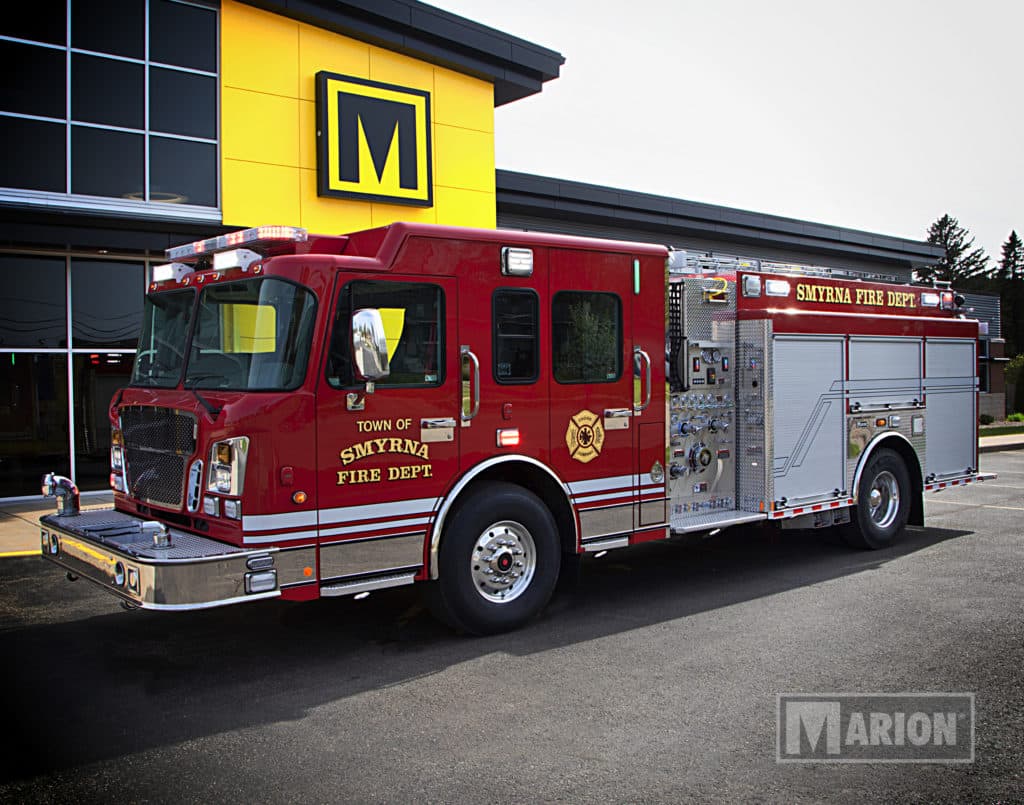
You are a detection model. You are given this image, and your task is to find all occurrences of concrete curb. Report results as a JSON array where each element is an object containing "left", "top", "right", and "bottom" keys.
[{"left": 979, "top": 440, "right": 1024, "bottom": 454}]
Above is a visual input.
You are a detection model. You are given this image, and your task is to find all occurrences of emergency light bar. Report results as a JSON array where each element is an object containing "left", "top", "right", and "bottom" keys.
[{"left": 166, "top": 225, "right": 308, "bottom": 261}]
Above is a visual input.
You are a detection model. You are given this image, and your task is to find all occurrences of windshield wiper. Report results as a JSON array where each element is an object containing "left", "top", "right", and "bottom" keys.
[{"left": 183, "top": 376, "right": 223, "bottom": 421}]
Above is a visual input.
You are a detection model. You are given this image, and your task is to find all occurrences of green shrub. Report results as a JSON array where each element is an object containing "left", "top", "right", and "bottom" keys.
[
  {"left": 1006, "top": 354, "right": 1024, "bottom": 386},
  {"left": 1009, "top": 412, "right": 1024, "bottom": 422},
  {"left": 979, "top": 414, "right": 995, "bottom": 425}
]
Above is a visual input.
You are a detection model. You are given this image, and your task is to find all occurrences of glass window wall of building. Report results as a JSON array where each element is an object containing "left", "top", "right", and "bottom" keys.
[
  {"left": 0, "top": 0, "right": 219, "bottom": 215},
  {"left": 1, "top": 252, "right": 146, "bottom": 498}
]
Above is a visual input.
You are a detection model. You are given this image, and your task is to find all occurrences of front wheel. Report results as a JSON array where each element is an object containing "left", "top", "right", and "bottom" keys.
[
  {"left": 843, "top": 448, "right": 911, "bottom": 549},
  {"left": 429, "top": 482, "right": 560, "bottom": 635}
]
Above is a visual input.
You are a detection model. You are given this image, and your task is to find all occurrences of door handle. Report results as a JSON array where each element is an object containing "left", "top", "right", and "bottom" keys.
[
  {"left": 461, "top": 345, "right": 480, "bottom": 422},
  {"left": 634, "top": 346, "right": 652, "bottom": 413},
  {"left": 604, "top": 408, "right": 632, "bottom": 431},
  {"left": 421, "top": 417, "right": 456, "bottom": 443}
]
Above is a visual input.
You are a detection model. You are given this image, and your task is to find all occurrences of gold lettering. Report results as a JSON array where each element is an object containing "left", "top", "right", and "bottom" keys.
[
  {"left": 337, "top": 468, "right": 382, "bottom": 485},
  {"left": 386, "top": 464, "right": 434, "bottom": 481},
  {"left": 338, "top": 437, "right": 432, "bottom": 468},
  {"left": 356, "top": 419, "right": 392, "bottom": 433}
]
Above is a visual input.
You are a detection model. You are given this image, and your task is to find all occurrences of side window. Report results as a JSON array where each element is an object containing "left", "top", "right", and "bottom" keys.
[
  {"left": 552, "top": 291, "right": 622, "bottom": 384},
  {"left": 493, "top": 289, "right": 539, "bottom": 384},
  {"left": 326, "top": 280, "right": 444, "bottom": 388}
]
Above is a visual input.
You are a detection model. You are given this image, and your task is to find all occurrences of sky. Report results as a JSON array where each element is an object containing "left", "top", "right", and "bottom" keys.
[{"left": 430, "top": 0, "right": 1023, "bottom": 264}]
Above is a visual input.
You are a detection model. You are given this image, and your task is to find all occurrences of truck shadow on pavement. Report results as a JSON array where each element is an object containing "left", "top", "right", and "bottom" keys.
[{"left": 0, "top": 523, "right": 971, "bottom": 783}]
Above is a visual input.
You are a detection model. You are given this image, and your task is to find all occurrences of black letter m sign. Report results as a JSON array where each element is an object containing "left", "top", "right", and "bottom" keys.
[{"left": 316, "top": 72, "right": 432, "bottom": 207}]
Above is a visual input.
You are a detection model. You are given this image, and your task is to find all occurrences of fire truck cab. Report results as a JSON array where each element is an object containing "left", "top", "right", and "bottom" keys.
[{"left": 39, "top": 224, "right": 992, "bottom": 634}]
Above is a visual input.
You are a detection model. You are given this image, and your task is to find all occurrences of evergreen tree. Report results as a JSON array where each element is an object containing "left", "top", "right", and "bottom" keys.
[
  {"left": 921, "top": 214, "right": 990, "bottom": 284},
  {"left": 997, "top": 230, "right": 1023, "bottom": 281},
  {"left": 997, "top": 230, "right": 1024, "bottom": 356}
]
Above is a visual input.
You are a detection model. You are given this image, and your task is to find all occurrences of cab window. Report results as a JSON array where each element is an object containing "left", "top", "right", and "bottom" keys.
[
  {"left": 493, "top": 289, "right": 539, "bottom": 384},
  {"left": 552, "top": 291, "right": 622, "bottom": 384},
  {"left": 327, "top": 280, "right": 444, "bottom": 388}
]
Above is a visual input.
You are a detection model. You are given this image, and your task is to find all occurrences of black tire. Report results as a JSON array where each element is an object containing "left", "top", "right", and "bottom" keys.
[
  {"left": 428, "top": 482, "right": 560, "bottom": 635},
  {"left": 843, "top": 448, "right": 911, "bottom": 549}
]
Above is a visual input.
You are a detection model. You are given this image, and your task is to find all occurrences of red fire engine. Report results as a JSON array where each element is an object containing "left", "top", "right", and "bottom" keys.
[{"left": 40, "top": 224, "right": 993, "bottom": 634}]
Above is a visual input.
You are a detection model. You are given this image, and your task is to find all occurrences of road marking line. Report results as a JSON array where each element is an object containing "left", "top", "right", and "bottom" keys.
[
  {"left": 0, "top": 550, "right": 38, "bottom": 558},
  {"left": 928, "top": 499, "right": 1024, "bottom": 511}
]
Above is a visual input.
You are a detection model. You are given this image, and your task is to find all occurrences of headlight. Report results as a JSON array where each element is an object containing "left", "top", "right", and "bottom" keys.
[
  {"left": 207, "top": 437, "right": 250, "bottom": 496},
  {"left": 213, "top": 465, "right": 232, "bottom": 493}
]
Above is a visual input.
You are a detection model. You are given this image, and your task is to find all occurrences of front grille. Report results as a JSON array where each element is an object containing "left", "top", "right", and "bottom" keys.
[{"left": 121, "top": 406, "right": 197, "bottom": 508}]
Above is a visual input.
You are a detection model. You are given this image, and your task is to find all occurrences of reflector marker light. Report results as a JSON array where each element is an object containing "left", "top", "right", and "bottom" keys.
[
  {"left": 166, "top": 225, "right": 307, "bottom": 261},
  {"left": 497, "top": 428, "right": 521, "bottom": 448}
]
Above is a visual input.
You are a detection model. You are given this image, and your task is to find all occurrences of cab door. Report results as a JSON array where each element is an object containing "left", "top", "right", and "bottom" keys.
[
  {"left": 547, "top": 248, "right": 641, "bottom": 548},
  {"left": 456, "top": 245, "right": 550, "bottom": 472},
  {"left": 314, "top": 274, "right": 459, "bottom": 586}
]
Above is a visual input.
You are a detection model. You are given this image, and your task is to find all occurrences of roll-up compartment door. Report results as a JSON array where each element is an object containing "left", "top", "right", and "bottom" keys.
[
  {"left": 772, "top": 335, "right": 845, "bottom": 504},
  {"left": 848, "top": 337, "right": 922, "bottom": 409},
  {"left": 925, "top": 339, "right": 976, "bottom": 478}
]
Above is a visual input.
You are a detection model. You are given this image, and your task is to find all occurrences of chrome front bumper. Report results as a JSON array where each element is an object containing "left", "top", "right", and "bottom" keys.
[{"left": 39, "top": 509, "right": 281, "bottom": 610}]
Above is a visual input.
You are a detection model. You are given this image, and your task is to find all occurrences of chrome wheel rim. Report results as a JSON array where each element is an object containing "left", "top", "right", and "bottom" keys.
[
  {"left": 868, "top": 470, "right": 899, "bottom": 529},
  {"left": 470, "top": 520, "right": 536, "bottom": 603}
]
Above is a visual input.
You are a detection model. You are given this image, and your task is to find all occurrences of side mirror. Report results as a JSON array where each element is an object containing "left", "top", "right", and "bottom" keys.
[{"left": 352, "top": 308, "right": 390, "bottom": 383}]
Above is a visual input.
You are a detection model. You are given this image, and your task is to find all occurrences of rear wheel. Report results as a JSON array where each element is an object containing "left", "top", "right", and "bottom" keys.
[
  {"left": 843, "top": 448, "right": 911, "bottom": 549},
  {"left": 429, "top": 482, "right": 560, "bottom": 635}
]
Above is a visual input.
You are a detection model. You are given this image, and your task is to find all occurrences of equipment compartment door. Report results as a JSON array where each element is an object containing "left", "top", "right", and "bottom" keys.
[
  {"left": 772, "top": 335, "right": 846, "bottom": 504},
  {"left": 924, "top": 338, "right": 977, "bottom": 478}
]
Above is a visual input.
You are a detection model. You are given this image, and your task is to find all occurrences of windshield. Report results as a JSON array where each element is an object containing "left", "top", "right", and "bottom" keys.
[
  {"left": 186, "top": 278, "right": 317, "bottom": 390},
  {"left": 131, "top": 289, "right": 194, "bottom": 387},
  {"left": 130, "top": 278, "right": 317, "bottom": 391}
]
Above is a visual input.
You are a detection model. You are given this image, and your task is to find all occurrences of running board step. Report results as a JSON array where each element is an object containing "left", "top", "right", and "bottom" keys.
[
  {"left": 670, "top": 511, "right": 766, "bottom": 534},
  {"left": 582, "top": 536, "right": 630, "bottom": 553},
  {"left": 320, "top": 571, "right": 417, "bottom": 597}
]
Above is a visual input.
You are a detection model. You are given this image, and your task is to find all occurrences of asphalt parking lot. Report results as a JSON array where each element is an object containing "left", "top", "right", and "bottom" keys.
[{"left": 1, "top": 451, "right": 1021, "bottom": 803}]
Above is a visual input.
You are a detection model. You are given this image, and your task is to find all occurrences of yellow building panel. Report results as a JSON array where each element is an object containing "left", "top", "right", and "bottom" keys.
[
  {"left": 298, "top": 99, "right": 317, "bottom": 170},
  {"left": 433, "top": 186, "right": 496, "bottom": 229},
  {"left": 434, "top": 125, "right": 495, "bottom": 193},
  {"left": 223, "top": 160, "right": 300, "bottom": 227},
  {"left": 222, "top": 2, "right": 499, "bottom": 231},
  {"left": 222, "top": 88, "right": 299, "bottom": 167},
  {"left": 221, "top": 1, "right": 298, "bottom": 98},
  {"left": 433, "top": 68, "right": 494, "bottom": 133},
  {"left": 298, "top": 168, "right": 373, "bottom": 234},
  {"left": 371, "top": 200, "right": 437, "bottom": 229},
  {"left": 368, "top": 47, "right": 435, "bottom": 96},
  {"left": 298, "top": 24, "right": 370, "bottom": 102}
]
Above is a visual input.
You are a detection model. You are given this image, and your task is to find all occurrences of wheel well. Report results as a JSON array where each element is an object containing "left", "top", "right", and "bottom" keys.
[
  {"left": 858, "top": 436, "right": 924, "bottom": 526},
  {"left": 454, "top": 462, "right": 577, "bottom": 555}
]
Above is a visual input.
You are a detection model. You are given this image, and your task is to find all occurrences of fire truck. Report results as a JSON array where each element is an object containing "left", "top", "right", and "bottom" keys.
[{"left": 39, "top": 223, "right": 993, "bottom": 634}]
